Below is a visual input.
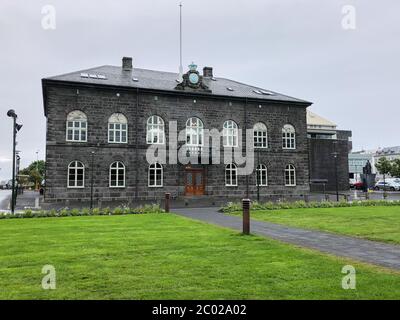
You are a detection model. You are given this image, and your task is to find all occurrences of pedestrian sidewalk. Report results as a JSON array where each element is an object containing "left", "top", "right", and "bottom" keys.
[{"left": 174, "top": 207, "right": 400, "bottom": 271}]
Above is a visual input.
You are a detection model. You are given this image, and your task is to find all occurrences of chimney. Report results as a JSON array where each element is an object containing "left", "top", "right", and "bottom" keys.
[
  {"left": 203, "top": 66, "right": 213, "bottom": 78},
  {"left": 122, "top": 57, "right": 133, "bottom": 71}
]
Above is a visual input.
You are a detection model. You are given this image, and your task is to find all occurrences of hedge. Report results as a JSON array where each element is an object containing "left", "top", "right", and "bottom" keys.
[
  {"left": 220, "top": 200, "right": 400, "bottom": 213},
  {"left": 0, "top": 204, "right": 164, "bottom": 220}
]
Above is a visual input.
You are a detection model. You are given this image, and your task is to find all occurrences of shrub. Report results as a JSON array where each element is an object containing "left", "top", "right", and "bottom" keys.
[
  {"left": 112, "top": 207, "right": 124, "bottom": 215},
  {"left": 220, "top": 199, "right": 400, "bottom": 213}
]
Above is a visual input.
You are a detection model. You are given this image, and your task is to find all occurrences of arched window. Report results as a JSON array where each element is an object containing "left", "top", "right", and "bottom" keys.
[
  {"left": 148, "top": 163, "right": 163, "bottom": 187},
  {"left": 66, "top": 110, "right": 87, "bottom": 142},
  {"left": 282, "top": 124, "right": 296, "bottom": 149},
  {"left": 223, "top": 120, "right": 238, "bottom": 147},
  {"left": 68, "top": 161, "right": 85, "bottom": 188},
  {"left": 186, "top": 117, "right": 204, "bottom": 146},
  {"left": 109, "top": 161, "right": 125, "bottom": 188},
  {"left": 147, "top": 115, "right": 165, "bottom": 144},
  {"left": 285, "top": 164, "right": 296, "bottom": 186},
  {"left": 253, "top": 122, "right": 268, "bottom": 148},
  {"left": 256, "top": 164, "right": 268, "bottom": 186},
  {"left": 108, "top": 113, "right": 128, "bottom": 143},
  {"left": 225, "top": 163, "right": 238, "bottom": 186}
]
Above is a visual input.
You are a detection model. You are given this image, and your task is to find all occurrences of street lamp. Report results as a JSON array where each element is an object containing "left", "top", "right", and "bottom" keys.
[
  {"left": 7, "top": 109, "right": 23, "bottom": 214},
  {"left": 332, "top": 141, "right": 339, "bottom": 202}
]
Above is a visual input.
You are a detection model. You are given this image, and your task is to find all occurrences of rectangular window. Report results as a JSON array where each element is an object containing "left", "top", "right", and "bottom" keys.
[
  {"left": 108, "top": 122, "right": 128, "bottom": 144},
  {"left": 66, "top": 121, "right": 87, "bottom": 142}
]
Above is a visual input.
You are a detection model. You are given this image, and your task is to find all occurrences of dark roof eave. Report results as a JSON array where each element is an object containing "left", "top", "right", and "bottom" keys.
[{"left": 41, "top": 78, "right": 313, "bottom": 114}]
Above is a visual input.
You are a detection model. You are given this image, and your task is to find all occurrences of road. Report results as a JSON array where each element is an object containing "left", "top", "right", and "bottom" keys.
[{"left": 0, "top": 190, "right": 11, "bottom": 211}]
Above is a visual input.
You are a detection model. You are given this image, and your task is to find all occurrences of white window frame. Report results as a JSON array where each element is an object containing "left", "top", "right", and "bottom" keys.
[
  {"left": 146, "top": 115, "right": 165, "bottom": 145},
  {"left": 66, "top": 111, "right": 87, "bottom": 142},
  {"left": 186, "top": 117, "right": 204, "bottom": 146},
  {"left": 256, "top": 164, "right": 268, "bottom": 186},
  {"left": 285, "top": 164, "right": 296, "bottom": 186},
  {"left": 282, "top": 124, "right": 296, "bottom": 150},
  {"left": 223, "top": 120, "right": 238, "bottom": 147},
  {"left": 67, "top": 161, "right": 85, "bottom": 188},
  {"left": 253, "top": 122, "right": 268, "bottom": 148},
  {"left": 225, "top": 163, "right": 238, "bottom": 187},
  {"left": 148, "top": 163, "right": 163, "bottom": 187},
  {"left": 109, "top": 161, "right": 126, "bottom": 188},
  {"left": 108, "top": 113, "right": 128, "bottom": 144}
]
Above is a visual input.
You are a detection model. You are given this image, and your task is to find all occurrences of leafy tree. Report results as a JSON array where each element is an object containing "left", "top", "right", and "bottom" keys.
[
  {"left": 19, "top": 160, "right": 45, "bottom": 188},
  {"left": 375, "top": 157, "right": 392, "bottom": 197},
  {"left": 390, "top": 159, "right": 400, "bottom": 178}
]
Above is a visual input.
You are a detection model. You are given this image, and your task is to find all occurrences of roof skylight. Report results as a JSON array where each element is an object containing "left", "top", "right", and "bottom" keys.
[
  {"left": 260, "top": 90, "right": 274, "bottom": 95},
  {"left": 80, "top": 73, "right": 89, "bottom": 78},
  {"left": 132, "top": 78, "right": 139, "bottom": 82},
  {"left": 227, "top": 87, "right": 234, "bottom": 91}
]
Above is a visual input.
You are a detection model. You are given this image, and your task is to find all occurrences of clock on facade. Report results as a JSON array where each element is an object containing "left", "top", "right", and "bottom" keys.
[
  {"left": 189, "top": 73, "right": 199, "bottom": 85},
  {"left": 175, "top": 62, "right": 211, "bottom": 92}
]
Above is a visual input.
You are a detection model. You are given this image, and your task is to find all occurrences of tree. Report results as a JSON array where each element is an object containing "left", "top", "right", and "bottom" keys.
[
  {"left": 19, "top": 160, "right": 45, "bottom": 189},
  {"left": 390, "top": 159, "right": 400, "bottom": 178},
  {"left": 375, "top": 157, "right": 392, "bottom": 198}
]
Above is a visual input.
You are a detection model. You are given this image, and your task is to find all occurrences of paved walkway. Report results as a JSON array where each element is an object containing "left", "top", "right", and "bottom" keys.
[{"left": 174, "top": 207, "right": 400, "bottom": 271}]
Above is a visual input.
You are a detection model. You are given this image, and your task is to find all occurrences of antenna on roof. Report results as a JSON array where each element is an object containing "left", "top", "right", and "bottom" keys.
[{"left": 178, "top": 2, "right": 183, "bottom": 83}]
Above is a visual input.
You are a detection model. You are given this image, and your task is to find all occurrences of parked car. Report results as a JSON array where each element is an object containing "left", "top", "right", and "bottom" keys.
[
  {"left": 0, "top": 181, "right": 7, "bottom": 189},
  {"left": 349, "top": 179, "right": 364, "bottom": 190},
  {"left": 374, "top": 180, "right": 400, "bottom": 191}
]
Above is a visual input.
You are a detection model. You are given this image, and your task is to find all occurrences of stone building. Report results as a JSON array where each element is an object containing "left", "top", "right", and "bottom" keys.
[
  {"left": 307, "top": 111, "right": 352, "bottom": 191},
  {"left": 42, "top": 57, "right": 313, "bottom": 204}
]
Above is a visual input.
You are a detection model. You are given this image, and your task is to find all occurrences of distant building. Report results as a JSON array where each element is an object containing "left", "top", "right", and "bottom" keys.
[
  {"left": 348, "top": 152, "right": 375, "bottom": 182},
  {"left": 375, "top": 146, "right": 400, "bottom": 163},
  {"left": 307, "top": 111, "right": 352, "bottom": 191},
  {"left": 349, "top": 146, "right": 400, "bottom": 181}
]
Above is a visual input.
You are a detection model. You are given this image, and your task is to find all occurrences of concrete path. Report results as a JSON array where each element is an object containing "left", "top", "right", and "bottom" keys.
[
  {"left": 0, "top": 190, "right": 11, "bottom": 211},
  {"left": 173, "top": 207, "right": 400, "bottom": 271}
]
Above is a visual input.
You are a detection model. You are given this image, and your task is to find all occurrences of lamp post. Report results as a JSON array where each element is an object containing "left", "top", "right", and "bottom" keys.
[
  {"left": 90, "top": 151, "right": 95, "bottom": 209},
  {"left": 7, "top": 109, "right": 22, "bottom": 214},
  {"left": 36, "top": 150, "right": 39, "bottom": 190},
  {"left": 332, "top": 154, "right": 339, "bottom": 204}
]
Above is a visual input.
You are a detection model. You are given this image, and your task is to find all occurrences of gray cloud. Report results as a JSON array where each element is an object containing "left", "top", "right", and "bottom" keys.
[{"left": 1, "top": 0, "right": 399, "bottom": 180}]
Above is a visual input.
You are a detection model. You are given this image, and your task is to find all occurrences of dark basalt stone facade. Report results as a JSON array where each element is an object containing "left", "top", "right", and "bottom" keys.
[{"left": 42, "top": 58, "right": 312, "bottom": 204}]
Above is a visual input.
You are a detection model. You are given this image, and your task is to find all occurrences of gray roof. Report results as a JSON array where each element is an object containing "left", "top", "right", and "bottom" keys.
[
  {"left": 44, "top": 65, "right": 312, "bottom": 105},
  {"left": 377, "top": 146, "right": 400, "bottom": 155}
]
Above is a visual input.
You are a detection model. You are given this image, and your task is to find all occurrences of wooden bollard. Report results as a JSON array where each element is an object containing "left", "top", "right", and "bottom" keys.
[
  {"left": 242, "top": 199, "right": 251, "bottom": 235},
  {"left": 165, "top": 193, "right": 171, "bottom": 213}
]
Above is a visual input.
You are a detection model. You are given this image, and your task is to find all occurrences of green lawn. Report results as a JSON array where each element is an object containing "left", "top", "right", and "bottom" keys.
[
  {"left": 229, "top": 206, "right": 400, "bottom": 244},
  {"left": 0, "top": 213, "right": 400, "bottom": 299}
]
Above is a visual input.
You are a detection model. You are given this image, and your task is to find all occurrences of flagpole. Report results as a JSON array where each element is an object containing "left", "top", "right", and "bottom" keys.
[{"left": 178, "top": 2, "right": 183, "bottom": 82}]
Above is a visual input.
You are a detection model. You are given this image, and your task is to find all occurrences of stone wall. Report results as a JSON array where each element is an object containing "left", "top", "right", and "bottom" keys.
[
  {"left": 44, "top": 83, "right": 310, "bottom": 202},
  {"left": 308, "top": 138, "right": 349, "bottom": 191}
]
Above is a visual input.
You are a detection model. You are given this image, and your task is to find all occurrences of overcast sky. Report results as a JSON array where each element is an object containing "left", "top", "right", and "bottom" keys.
[{"left": 1, "top": 0, "right": 399, "bottom": 181}]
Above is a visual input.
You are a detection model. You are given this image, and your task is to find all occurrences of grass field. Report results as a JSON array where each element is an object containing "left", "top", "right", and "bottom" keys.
[
  {"left": 0, "top": 213, "right": 400, "bottom": 299},
  {"left": 229, "top": 206, "right": 400, "bottom": 244}
]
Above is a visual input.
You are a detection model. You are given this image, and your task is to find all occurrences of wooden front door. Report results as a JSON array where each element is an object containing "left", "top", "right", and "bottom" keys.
[{"left": 185, "top": 168, "right": 205, "bottom": 196}]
